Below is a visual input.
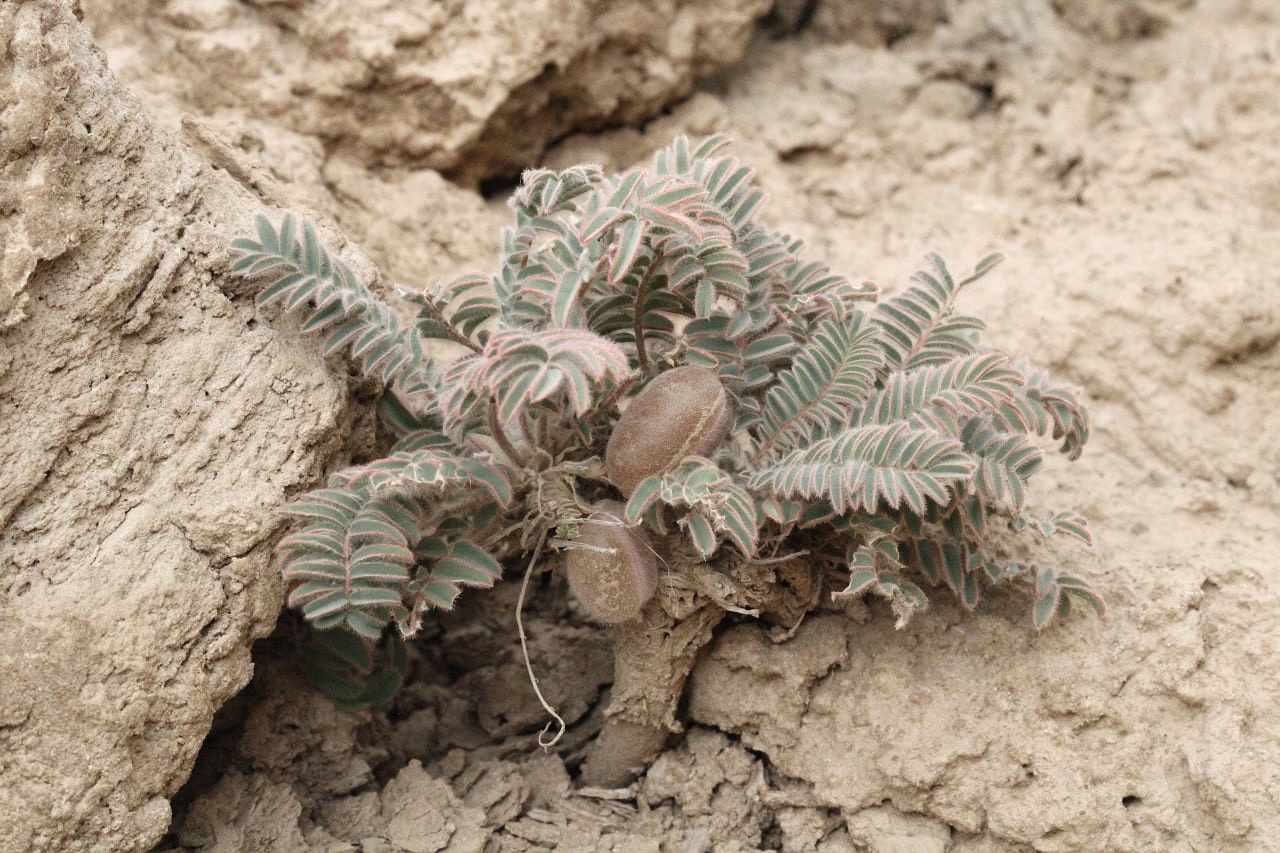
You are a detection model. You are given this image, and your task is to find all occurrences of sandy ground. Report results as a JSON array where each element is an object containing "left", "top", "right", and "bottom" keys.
[{"left": 71, "top": 0, "right": 1280, "bottom": 850}]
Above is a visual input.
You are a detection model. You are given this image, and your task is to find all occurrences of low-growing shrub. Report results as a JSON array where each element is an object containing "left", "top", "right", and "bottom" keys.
[{"left": 231, "top": 134, "right": 1101, "bottom": 784}]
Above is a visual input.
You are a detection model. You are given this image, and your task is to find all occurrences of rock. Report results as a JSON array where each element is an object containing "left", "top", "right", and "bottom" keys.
[
  {"left": 83, "top": 0, "right": 773, "bottom": 186},
  {"left": 809, "top": 0, "right": 948, "bottom": 45},
  {"left": 1052, "top": 0, "right": 1194, "bottom": 41},
  {"left": 174, "top": 772, "right": 311, "bottom": 853},
  {"left": 380, "top": 762, "right": 487, "bottom": 853},
  {"left": 0, "top": 2, "right": 360, "bottom": 850},
  {"left": 11, "top": 0, "right": 1280, "bottom": 850}
]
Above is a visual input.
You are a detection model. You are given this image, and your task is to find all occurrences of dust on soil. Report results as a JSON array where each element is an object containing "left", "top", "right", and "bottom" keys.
[{"left": 81, "top": 0, "right": 1280, "bottom": 850}]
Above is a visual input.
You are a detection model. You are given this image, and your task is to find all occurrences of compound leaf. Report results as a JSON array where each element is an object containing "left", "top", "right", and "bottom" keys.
[
  {"left": 963, "top": 420, "right": 1043, "bottom": 510},
  {"left": 440, "top": 327, "right": 629, "bottom": 430},
  {"left": 754, "top": 313, "right": 883, "bottom": 458},
  {"left": 857, "top": 352, "right": 1022, "bottom": 428},
  {"left": 750, "top": 423, "right": 974, "bottom": 515},
  {"left": 231, "top": 215, "right": 437, "bottom": 407},
  {"left": 872, "top": 253, "right": 997, "bottom": 373}
]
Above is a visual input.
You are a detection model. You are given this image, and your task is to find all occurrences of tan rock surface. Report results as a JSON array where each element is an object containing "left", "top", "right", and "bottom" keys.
[
  {"left": 0, "top": 2, "right": 354, "bottom": 850},
  {"left": 84, "top": 0, "right": 772, "bottom": 185}
]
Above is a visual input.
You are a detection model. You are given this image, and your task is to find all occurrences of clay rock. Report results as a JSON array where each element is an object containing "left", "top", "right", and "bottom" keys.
[
  {"left": 0, "top": 2, "right": 358, "bottom": 850},
  {"left": 808, "top": 0, "right": 948, "bottom": 45},
  {"left": 85, "top": 0, "right": 772, "bottom": 186},
  {"left": 1052, "top": 0, "right": 1194, "bottom": 41}
]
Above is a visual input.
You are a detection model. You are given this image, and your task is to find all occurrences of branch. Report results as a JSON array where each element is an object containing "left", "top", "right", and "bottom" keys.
[
  {"left": 488, "top": 401, "right": 524, "bottom": 467},
  {"left": 632, "top": 260, "right": 661, "bottom": 373},
  {"left": 416, "top": 297, "right": 483, "bottom": 353}
]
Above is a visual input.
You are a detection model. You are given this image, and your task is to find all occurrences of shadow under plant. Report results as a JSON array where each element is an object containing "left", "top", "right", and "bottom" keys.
[{"left": 229, "top": 134, "right": 1101, "bottom": 788}]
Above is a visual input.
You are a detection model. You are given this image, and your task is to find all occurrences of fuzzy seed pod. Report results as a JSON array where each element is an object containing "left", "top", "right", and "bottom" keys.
[
  {"left": 565, "top": 502, "right": 658, "bottom": 624},
  {"left": 605, "top": 365, "right": 731, "bottom": 496}
]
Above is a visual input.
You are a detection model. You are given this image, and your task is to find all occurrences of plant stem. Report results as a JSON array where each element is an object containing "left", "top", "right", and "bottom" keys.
[
  {"left": 632, "top": 260, "right": 660, "bottom": 373},
  {"left": 580, "top": 594, "right": 724, "bottom": 787},
  {"left": 420, "top": 298, "right": 483, "bottom": 353},
  {"left": 592, "top": 374, "right": 637, "bottom": 419},
  {"left": 488, "top": 401, "right": 523, "bottom": 466}
]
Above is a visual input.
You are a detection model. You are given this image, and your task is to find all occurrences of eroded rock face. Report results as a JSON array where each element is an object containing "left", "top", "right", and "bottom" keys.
[
  {"left": 0, "top": 2, "right": 357, "bottom": 850},
  {"left": 84, "top": 0, "right": 773, "bottom": 186}
]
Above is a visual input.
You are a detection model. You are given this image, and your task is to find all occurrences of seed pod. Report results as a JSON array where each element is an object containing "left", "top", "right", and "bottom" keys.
[
  {"left": 565, "top": 502, "right": 658, "bottom": 624},
  {"left": 605, "top": 365, "right": 730, "bottom": 496}
]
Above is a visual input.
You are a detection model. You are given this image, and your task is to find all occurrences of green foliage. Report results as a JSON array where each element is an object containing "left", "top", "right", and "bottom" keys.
[
  {"left": 231, "top": 134, "right": 1101, "bottom": 706},
  {"left": 750, "top": 422, "right": 976, "bottom": 516},
  {"left": 303, "top": 628, "right": 408, "bottom": 710},
  {"left": 439, "top": 327, "right": 631, "bottom": 429},
  {"left": 625, "top": 458, "right": 760, "bottom": 558},
  {"left": 749, "top": 313, "right": 882, "bottom": 456},
  {"left": 231, "top": 216, "right": 436, "bottom": 403}
]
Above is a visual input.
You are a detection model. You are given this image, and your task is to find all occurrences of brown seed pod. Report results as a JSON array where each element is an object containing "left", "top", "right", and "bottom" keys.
[
  {"left": 565, "top": 502, "right": 658, "bottom": 624},
  {"left": 605, "top": 365, "right": 731, "bottom": 496}
]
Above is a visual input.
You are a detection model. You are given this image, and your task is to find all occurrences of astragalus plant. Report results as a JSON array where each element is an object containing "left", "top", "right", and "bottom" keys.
[{"left": 231, "top": 134, "right": 1101, "bottom": 785}]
